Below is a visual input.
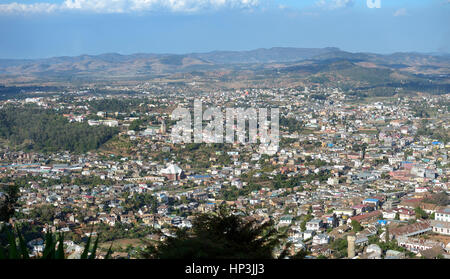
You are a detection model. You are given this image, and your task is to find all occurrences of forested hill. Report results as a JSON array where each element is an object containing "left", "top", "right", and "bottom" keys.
[{"left": 0, "top": 106, "right": 118, "bottom": 153}]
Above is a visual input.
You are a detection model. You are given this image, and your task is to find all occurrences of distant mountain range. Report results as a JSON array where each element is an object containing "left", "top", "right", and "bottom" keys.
[{"left": 0, "top": 47, "right": 449, "bottom": 85}]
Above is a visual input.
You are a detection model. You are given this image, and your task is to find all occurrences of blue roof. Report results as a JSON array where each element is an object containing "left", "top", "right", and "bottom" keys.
[
  {"left": 432, "top": 141, "right": 441, "bottom": 145},
  {"left": 190, "top": 175, "right": 212, "bottom": 179},
  {"left": 364, "top": 198, "right": 379, "bottom": 202}
]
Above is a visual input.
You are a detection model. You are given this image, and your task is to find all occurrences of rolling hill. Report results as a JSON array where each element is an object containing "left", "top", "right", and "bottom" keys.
[{"left": 0, "top": 47, "right": 449, "bottom": 97}]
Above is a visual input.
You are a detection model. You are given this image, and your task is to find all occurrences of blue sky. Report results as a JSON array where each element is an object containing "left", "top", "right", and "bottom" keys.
[{"left": 0, "top": 0, "right": 449, "bottom": 59}]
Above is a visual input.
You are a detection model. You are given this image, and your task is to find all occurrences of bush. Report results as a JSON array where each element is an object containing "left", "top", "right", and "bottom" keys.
[{"left": 0, "top": 226, "right": 110, "bottom": 259}]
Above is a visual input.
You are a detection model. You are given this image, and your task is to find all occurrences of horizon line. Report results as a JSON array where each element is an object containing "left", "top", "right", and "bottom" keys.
[{"left": 1, "top": 46, "right": 449, "bottom": 61}]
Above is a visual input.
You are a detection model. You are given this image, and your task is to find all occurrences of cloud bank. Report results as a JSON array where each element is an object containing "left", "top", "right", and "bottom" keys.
[{"left": 0, "top": 0, "right": 259, "bottom": 14}]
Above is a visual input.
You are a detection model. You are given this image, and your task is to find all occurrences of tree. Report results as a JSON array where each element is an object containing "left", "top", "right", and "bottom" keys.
[
  {"left": 124, "top": 193, "right": 157, "bottom": 213},
  {"left": 414, "top": 207, "right": 428, "bottom": 219},
  {"left": 0, "top": 226, "right": 109, "bottom": 259},
  {"left": 0, "top": 185, "right": 19, "bottom": 222},
  {"left": 291, "top": 249, "right": 309, "bottom": 259},
  {"left": 30, "top": 204, "right": 56, "bottom": 223},
  {"left": 351, "top": 220, "right": 363, "bottom": 232},
  {"left": 0, "top": 105, "right": 118, "bottom": 153},
  {"left": 330, "top": 238, "right": 347, "bottom": 258},
  {"left": 129, "top": 119, "right": 144, "bottom": 131},
  {"left": 141, "top": 206, "right": 286, "bottom": 259},
  {"left": 300, "top": 214, "right": 313, "bottom": 231}
]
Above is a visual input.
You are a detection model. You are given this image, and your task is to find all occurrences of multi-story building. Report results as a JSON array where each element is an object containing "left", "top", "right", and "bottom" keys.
[
  {"left": 306, "top": 219, "right": 323, "bottom": 232},
  {"left": 397, "top": 236, "right": 445, "bottom": 254},
  {"left": 431, "top": 207, "right": 450, "bottom": 236}
]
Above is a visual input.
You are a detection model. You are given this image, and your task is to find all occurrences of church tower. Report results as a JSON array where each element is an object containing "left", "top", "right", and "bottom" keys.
[{"left": 160, "top": 119, "right": 166, "bottom": 134}]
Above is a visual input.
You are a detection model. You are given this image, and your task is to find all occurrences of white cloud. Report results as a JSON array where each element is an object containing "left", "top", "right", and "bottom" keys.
[
  {"left": 0, "top": 2, "right": 60, "bottom": 13},
  {"left": 0, "top": 0, "right": 259, "bottom": 14},
  {"left": 316, "top": 0, "right": 354, "bottom": 10},
  {"left": 366, "top": 0, "right": 381, "bottom": 9},
  {"left": 393, "top": 8, "right": 407, "bottom": 17}
]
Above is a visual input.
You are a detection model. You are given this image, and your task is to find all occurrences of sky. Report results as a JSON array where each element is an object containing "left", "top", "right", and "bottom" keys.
[{"left": 0, "top": 0, "right": 449, "bottom": 59}]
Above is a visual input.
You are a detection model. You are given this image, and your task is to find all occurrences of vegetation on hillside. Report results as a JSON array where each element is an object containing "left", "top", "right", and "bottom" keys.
[{"left": 0, "top": 105, "right": 118, "bottom": 153}]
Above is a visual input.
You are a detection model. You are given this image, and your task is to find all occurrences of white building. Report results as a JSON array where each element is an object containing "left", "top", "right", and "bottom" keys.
[
  {"left": 431, "top": 207, "right": 450, "bottom": 236},
  {"left": 306, "top": 219, "right": 323, "bottom": 232},
  {"left": 312, "top": 233, "right": 330, "bottom": 246}
]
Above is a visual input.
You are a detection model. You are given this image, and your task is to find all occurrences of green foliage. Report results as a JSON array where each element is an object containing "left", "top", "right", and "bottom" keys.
[
  {"left": 0, "top": 185, "right": 19, "bottom": 222},
  {"left": 185, "top": 143, "right": 201, "bottom": 151},
  {"left": 280, "top": 117, "right": 304, "bottom": 133},
  {"left": 142, "top": 206, "right": 286, "bottom": 259},
  {"left": 330, "top": 238, "right": 347, "bottom": 258},
  {"left": 351, "top": 220, "right": 363, "bottom": 232},
  {"left": 414, "top": 207, "right": 429, "bottom": 219},
  {"left": 291, "top": 249, "right": 309, "bottom": 259},
  {"left": 272, "top": 171, "right": 330, "bottom": 190},
  {"left": 95, "top": 222, "right": 154, "bottom": 242},
  {"left": 368, "top": 230, "right": 416, "bottom": 258},
  {"left": 0, "top": 85, "right": 62, "bottom": 101},
  {"left": 0, "top": 105, "right": 118, "bottom": 153},
  {"left": 129, "top": 119, "right": 144, "bottom": 131},
  {"left": 124, "top": 193, "right": 158, "bottom": 213},
  {"left": 300, "top": 214, "right": 313, "bottom": 231},
  {"left": 29, "top": 204, "right": 56, "bottom": 223},
  {"left": 416, "top": 120, "right": 450, "bottom": 143},
  {"left": 220, "top": 183, "right": 262, "bottom": 201},
  {"left": 0, "top": 226, "right": 107, "bottom": 259}
]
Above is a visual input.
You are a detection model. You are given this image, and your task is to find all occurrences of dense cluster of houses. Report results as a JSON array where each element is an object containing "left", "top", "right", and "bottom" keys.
[{"left": 0, "top": 86, "right": 449, "bottom": 258}]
